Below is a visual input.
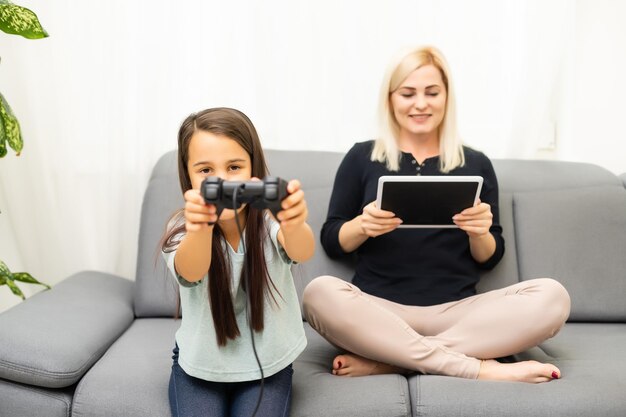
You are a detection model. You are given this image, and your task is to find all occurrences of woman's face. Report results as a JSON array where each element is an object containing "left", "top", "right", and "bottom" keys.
[{"left": 389, "top": 64, "right": 447, "bottom": 140}]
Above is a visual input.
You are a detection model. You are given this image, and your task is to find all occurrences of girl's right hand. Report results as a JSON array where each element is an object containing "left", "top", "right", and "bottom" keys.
[
  {"left": 359, "top": 201, "right": 403, "bottom": 237},
  {"left": 183, "top": 189, "right": 218, "bottom": 233}
]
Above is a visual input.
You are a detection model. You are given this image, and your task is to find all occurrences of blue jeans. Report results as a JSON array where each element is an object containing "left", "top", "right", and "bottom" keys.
[{"left": 168, "top": 345, "right": 293, "bottom": 417}]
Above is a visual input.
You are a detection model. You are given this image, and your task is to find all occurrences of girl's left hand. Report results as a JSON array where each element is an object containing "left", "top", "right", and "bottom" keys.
[
  {"left": 276, "top": 179, "right": 308, "bottom": 233},
  {"left": 452, "top": 200, "right": 493, "bottom": 238}
]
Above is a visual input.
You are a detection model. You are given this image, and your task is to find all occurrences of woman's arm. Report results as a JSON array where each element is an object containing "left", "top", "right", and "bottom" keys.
[
  {"left": 174, "top": 189, "right": 218, "bottom": 282},
  {"left": 453, "top": 201, "right": 497, "bottom": 263},
  {"left": 338, "top": 202, "right": 402, "bottom": 252},
  {"left": 321, "top": 142, "right": 400, "bottom": 256},
  {"left": 453, "top": 152, "right": 504, "bottom": 266}
]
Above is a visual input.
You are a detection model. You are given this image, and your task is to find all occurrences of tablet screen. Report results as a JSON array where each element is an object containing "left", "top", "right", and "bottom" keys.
[{"left": 376, "top": 176, "right": 483, "bottom": 228}]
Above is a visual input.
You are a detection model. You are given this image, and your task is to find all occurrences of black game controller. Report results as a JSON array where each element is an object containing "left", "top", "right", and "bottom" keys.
[{"left": 201, "top": 176, "right": 289, "bottom": 219}]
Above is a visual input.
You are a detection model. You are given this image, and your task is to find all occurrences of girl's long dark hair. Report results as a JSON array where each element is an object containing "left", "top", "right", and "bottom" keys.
[{"left": 162, "top": 107, "right": 277, "bottom": 347}]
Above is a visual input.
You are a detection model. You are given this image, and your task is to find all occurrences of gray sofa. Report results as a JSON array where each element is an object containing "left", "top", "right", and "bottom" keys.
[{"left": 2, "top": 149, "right": 626, "bottom": 417}]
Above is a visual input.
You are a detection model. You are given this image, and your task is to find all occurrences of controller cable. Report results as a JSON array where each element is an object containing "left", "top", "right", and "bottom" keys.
[{"left": 232, "top": 185, "right": 265, "bottom": 417}]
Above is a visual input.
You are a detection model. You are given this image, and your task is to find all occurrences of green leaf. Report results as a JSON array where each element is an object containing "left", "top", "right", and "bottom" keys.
[
  {"left": 0, "top": 126, "right": 7, "bottom": 157},
  {"left": 0, "top": 259, "right": 12, "bottom": 280},
  {"left": 0, "top": 92, "right": 22, "bottom": 156},
  {"left": 12, "top": 272, "right": 50, "bottom": 289},
  {"left": 4, "top": 277, "right": 25, "bottom": 299},
  {"left": 0, "top": 2, "right": 48, "bottom": 39}
]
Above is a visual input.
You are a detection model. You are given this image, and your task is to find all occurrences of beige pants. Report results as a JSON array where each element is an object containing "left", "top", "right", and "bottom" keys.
[{"left": 302, "top": 276, "right": 571, "bottom": 379}]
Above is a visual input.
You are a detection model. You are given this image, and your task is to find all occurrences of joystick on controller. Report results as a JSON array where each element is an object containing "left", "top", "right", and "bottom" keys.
[{"left": 200, "top": 176, "right": 289, "bottom": 221}]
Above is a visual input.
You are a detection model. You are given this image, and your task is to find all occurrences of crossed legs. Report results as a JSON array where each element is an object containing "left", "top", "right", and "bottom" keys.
[{"left": 302, "top": 276, "right": 570, "bottom": 383}]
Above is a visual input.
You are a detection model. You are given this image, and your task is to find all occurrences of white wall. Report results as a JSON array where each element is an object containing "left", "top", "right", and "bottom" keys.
[
  {"left": 1, "top": 0, "right": 625, "bottom": 312},
  {"left": 560, "top": 0, "right": 626, "bottom": 172}
]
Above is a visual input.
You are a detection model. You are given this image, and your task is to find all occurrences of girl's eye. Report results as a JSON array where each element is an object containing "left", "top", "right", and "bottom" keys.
[
  {"left": 427, "top": 92, "right": 439, "bottom": 97},
  {"left": 199, "top": 168, "right": 212, "bottom": 175},
  {"left": 228, "top": 165, "right": 241, "bottom": 172},
  {"left": 401, "top": 94, "right": 414, "bottom": 98}
]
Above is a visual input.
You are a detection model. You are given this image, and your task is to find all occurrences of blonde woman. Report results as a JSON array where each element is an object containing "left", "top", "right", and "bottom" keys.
[{"left": 303, "top": 46, "right": 571, "bottom": 383}]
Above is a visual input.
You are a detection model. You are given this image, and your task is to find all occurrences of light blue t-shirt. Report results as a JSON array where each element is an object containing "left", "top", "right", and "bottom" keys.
[{"left": 164, "top": 217, "right": 307, "bottom": 383}]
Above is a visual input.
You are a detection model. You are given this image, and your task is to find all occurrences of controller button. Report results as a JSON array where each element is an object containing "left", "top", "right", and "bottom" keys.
[
  {"left": 205, "top": 187, "right": 219, "bottom": 200},
  {"left": 266, "top": 186, "right": 278, "bottom": 200}
]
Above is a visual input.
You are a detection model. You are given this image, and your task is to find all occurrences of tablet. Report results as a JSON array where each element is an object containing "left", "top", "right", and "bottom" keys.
[{"left": 376, "top": 176, "right": 483, "bottom": 228}]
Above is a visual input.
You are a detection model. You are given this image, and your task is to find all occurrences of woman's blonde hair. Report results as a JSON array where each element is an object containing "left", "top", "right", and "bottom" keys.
[{"left": 372, "top": 46, "right": 464, "bottom": 173}]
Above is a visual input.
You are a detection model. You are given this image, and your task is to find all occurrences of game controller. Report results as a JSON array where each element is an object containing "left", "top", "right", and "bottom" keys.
[{"left": 201, "top": 176, "right": 289, "bottom": 219}]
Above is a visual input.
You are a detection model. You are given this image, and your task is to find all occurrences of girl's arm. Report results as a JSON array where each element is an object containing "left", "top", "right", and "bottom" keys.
[
  {"left": 276, "top": 180, "right": 315, "bottom": 263},
  {"left": 174, "top": 189, "right": 218, "bottom": 282}
]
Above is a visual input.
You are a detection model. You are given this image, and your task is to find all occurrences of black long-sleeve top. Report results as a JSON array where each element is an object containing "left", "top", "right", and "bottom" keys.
[{"left": 321, "top": 141, "right": 505, "bottom": 306}]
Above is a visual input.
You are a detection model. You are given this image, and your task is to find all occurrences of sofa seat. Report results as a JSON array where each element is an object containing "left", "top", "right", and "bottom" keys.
[
  {"left": 408, "top": 322, "right": 626, "bottom": 417},
  {"left": 71, "top": 319, "right": 180, "bottom": 417},
  {"left": 0, "top": 378, "right": 74, "bottom": 417},
  {"left": 292, "top": 324, "right": 412, "bottom": 417}
]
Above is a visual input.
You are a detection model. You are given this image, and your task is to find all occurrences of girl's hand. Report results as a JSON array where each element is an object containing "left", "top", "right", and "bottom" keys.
[
  {"left": 276, "top": 179, "right": 308, "bottom": 234},
  {"left": 183, "top": 189, "right": 218, "bottom": 233},
  {"left": 359, "top": 201, "right": 403, "bottom": 237},
  {"left": 452, "top": 200, "right": 493, "bottom": 238}
]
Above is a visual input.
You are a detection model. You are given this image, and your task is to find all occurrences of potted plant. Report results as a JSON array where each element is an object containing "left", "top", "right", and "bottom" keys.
[{"left": 0, "top": 0, "right": 50, "bottom": 299}]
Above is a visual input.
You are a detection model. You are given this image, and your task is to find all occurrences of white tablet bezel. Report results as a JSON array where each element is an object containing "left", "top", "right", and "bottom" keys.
[{"left": 375, "top": 176, "right": 484, "bottom": 228}]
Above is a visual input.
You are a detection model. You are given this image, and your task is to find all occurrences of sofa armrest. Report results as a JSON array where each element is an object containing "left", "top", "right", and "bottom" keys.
[
  {"left": 620, "top": 173, "right": 626, "bottom": 188},
  {"left": 0, "top": 271, "right": 134, "bottom": 388}
]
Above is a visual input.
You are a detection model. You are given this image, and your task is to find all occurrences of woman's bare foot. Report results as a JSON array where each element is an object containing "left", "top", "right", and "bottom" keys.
[
  {"left": 332, "top": 354, "right": 404, "bottom": 376},
  {"left": 478, "top": 359, "right": 561, "bottom": 383}
]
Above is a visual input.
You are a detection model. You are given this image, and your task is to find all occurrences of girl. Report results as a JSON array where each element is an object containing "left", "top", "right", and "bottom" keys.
[
  {"left": 162, "top": 107, "right": 314, "bottom": 417},
  {"left": 303, "top": 46, "right": 571, "bottom": 383}
]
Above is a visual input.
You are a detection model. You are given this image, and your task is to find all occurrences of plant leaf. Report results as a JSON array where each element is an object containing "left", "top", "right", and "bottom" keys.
[
  {"left": 0, "top": 92, "right": 22, "bottom": 156},
  {"left": 0, "top": 97, "right": 6, "bottom": 157},
  {"left": 0, "top": 2, "right": 48, "bottom": 39},
  {"left": 0, "top": 123, "right": 7, "bottom": 157},
  {"left": 4, "top": 277, "right": 25, "bottom": 299},
  {"left": 12, "top": 272, "right": 50, "bottom": 289},
  {"left": 0, "top": 259, "right": 13, "bottom": 280}
]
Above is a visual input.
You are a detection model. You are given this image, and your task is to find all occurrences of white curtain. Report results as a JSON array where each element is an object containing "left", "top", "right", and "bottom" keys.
[{"left": 0, "top": 0, "right": 622, "bottom": 310}]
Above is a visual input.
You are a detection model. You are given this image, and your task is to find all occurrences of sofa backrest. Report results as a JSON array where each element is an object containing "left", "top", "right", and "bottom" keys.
[
  {"left": 134, "top": 151, "right": 182, "bottom": 317},
  {"left": 133, "top": 149, "right": 354, "bottom": 318},
  {"left": 493, "top": 160, "right": 626, "bottom": 322},
  {"left": 134, "top": 150, "right": 626, "bottom": 322}
]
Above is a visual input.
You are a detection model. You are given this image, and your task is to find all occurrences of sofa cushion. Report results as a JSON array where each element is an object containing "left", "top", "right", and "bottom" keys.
[
  {"left": 0, "top": 272, "right": 134, "bottom": 388},
  {"left": 265, "top": 150, "right": 356, "bottom": 295},
  {"left": 133, "top": 151, "right": 182, "bottom": 318},
  {"left": 0, "top": 378, "right": 74, "bottom": 417},
  {"left": 408, "top": 322, "right": 626, "bottom": 417},
  {"left": 493, "top": 159, "right": 621, "bottom": 192},
  {"left": 513, "top": 186, "right": 626, "bottom": 321},
  {"left": 71, "top": 318, "right": 179, "bottom": 417},
  {"left": 292, "top": 324, "right": 411, "bottom": 417}
]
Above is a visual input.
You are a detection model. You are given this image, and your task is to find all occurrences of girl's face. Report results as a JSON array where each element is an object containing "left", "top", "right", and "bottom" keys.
[
  {"left": 187, "top": 130, "right": 252, "bottom": 220},
  {"left": 389, "top": 64, "right": 447, "bottom": 141}
]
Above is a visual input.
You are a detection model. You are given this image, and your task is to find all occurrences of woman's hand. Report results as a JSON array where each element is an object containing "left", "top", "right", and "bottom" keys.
[
  {"left": 359, "top": 201, "right": 403, "bottom": 237},
  {"left": 183, "top": 189, "right": 218, "bottom": 233},
  {"left": 453, "top": 200, "right": 496, "bottom": 263},
  {"left": 452, "top": 200, "right": 493, "bottom": 237}
]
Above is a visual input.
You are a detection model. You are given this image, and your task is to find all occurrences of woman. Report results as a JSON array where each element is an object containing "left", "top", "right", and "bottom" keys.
[{"left": 302, "top": 46, "right": 570, "bottom": 383}]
